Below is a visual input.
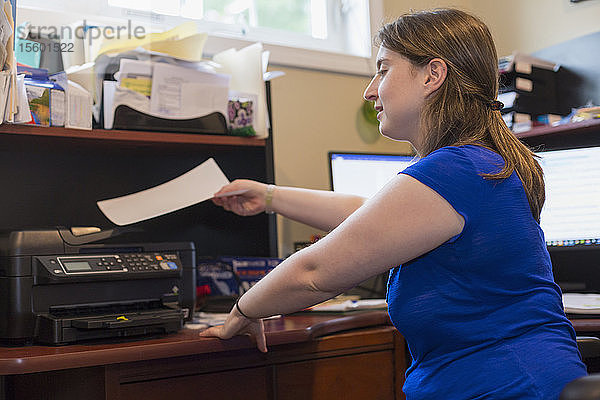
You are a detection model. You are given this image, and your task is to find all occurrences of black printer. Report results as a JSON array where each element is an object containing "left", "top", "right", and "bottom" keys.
[{"left": 0, "top": 227, "right": 196, "bottom": 345}]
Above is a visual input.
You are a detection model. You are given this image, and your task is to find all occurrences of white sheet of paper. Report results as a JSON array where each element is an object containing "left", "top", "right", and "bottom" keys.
[
  {"left": 150, "top": 62, "right": 229, "bottom": 118},
  {"left": 213, "top": 189, "right": 249, "bottom": 198},
  {"left": 97, "top": 158, "right": 230, "bottom": 226}
]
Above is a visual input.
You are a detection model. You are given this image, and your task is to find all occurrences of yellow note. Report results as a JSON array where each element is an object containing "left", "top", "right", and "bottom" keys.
[
  {"left": 97, "top": 21, "right": 199, "bottom": 58},
  {"left": 121, "top": 77, "right": 152, "bottom": 97},
  {"left": 142, "top": 33, "right": 208, "bottom": 62}
]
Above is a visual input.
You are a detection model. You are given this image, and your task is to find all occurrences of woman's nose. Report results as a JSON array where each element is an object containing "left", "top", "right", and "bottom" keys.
[{"left": 363, "top": 76, "right": 378, "bottom": 101}]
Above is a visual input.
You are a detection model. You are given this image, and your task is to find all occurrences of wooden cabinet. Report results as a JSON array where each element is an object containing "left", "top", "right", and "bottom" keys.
[{"left": 275, "top": 351, "right": 394, "bottom": 400}]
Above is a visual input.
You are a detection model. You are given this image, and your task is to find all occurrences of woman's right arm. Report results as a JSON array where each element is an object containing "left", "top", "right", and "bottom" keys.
[{"left": 212, "top": 179, "right": 366, "bottom": 232}]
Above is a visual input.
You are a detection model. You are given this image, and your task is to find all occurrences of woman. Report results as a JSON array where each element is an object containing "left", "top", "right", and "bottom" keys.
[{"left": 201, "top": 8, "right": 587, "bottom": 399}]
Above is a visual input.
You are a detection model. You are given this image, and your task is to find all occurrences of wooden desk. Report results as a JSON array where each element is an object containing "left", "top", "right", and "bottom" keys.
[
  {"left": 571, "top": 319, "right": 600, "bottom": 335},
  {"left": 0, "top": 311, "right": 407, "bottom": 400}
]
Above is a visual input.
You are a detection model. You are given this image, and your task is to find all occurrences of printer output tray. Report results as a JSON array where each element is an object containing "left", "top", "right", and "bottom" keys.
[{"left": 36, "top": 307, "right": 185, "bottom": 345}]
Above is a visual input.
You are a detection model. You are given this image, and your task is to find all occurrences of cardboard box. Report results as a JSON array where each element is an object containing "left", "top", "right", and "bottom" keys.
[
  {"left": 197, "top": 256, "right": 282, "bottom": 296},
  {"left": 20, "top": 66, "right": 65, "bottom": 126}
]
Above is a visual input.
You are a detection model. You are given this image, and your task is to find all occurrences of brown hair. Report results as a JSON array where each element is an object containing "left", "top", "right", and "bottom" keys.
[{"left": 377, "top": 9, "right": 545, "bottom": 222}]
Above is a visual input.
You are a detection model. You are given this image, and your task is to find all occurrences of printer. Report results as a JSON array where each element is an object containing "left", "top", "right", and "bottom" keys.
[{"left": 0, "top": 227, "right": 196, "bottom": 345}]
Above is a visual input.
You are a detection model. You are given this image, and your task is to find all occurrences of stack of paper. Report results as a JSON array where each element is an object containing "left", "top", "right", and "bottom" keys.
[
  {"left": 92, "top": 22, "right": 209, "bottom": 122},
  {"left": 102, "top": 57, "right": 230, "bottom": 129},
  {"left": 563, "top": 293, "right": 600, "bottom": 314},
  {"left": 306, "top": 298, "right": 387, "bottom": 313}
]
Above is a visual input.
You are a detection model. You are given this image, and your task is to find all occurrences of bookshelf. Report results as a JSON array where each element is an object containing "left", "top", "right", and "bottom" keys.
[
  {"left": 514, "top": 119, "right": 600, "bottom": 140},
  {"left": 0, "top": 124, "right": 267, "bottom": 147},
  {"left": 514, "top": 119, "right": 600, "bottom": 149}
]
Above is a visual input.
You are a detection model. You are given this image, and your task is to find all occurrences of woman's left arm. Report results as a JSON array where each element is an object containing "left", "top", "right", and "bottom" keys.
[{"left": 200, "top": 173, "right": 465, "bottom": 350}]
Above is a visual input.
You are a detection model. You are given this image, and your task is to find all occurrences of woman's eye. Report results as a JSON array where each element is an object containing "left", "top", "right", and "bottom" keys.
[{"left": 377, "top": 69, "right": 387, "bottom": 76}]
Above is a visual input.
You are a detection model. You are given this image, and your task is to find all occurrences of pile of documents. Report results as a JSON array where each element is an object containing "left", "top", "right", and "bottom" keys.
[
  {"left": 10, "top": 17, "right": 283, "bottom": 136},
  {"left": 304, "top": 296, "right": 387, "bottom": 313},
  {"left": 103, "top": 56, "right": 230, "bottom": 130},
  {"left": 92, "top": 22, "right": 278, "bottom": 138},
  {"left": 563, "top": 293, "right": 600, "bottom": 315}
]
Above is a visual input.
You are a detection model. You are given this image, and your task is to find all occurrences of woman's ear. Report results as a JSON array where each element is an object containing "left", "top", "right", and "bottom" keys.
[{"left": 423, "top": 58, "right": 447, "bottom": 96}]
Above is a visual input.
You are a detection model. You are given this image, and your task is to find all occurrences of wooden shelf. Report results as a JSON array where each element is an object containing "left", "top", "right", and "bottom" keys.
[
  {"left": 514, "top": 118, "right": 600, "bottom": 139},
  {"left": 0, "top": 123, "right": 266, "bottom": 147}
]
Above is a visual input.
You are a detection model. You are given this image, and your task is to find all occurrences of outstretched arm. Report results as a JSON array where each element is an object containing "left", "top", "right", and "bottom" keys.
[
  {"left": 212, "top": 179, "right": 366, "bottom": 232},
  {"left": 202, "top": 174, "right": 465, "bottom": 351}
]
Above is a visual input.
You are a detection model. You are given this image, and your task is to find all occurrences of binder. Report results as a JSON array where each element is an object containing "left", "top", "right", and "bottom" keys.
[
  {"left": 499, "top": 66, "right": 557, "bottom": 99},
  {"left": 499, "top": 91, "right": 561, "bottom": 115}
]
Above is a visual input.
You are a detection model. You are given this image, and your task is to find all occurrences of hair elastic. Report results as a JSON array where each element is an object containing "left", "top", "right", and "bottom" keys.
[
  {"left": 489, "top": 100, "right": 504, "bottom": 111},
  {"left": 235, "top": 298, "right": 252, "bottom": 319}
]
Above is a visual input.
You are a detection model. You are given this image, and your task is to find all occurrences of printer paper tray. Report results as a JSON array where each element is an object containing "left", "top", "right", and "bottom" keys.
[
  {"left": 70, "top": 310, "right": 181, "bottom": 329},
  {"left": 36, "top": 308, "right": 185, "bottom": 345}
]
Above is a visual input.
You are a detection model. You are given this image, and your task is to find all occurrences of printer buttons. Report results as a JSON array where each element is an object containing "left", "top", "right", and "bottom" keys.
[
  {"left": 160, "top": 261, "right": 170, "bottom": 270},
  {"left": 53, "top": 269, "right": 62, "bottom": 274},
  {"left": 167, "top": 262, "right": 178, "bottom": 270}
]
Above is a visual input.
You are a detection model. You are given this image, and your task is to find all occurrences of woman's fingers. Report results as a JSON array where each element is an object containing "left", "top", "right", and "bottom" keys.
[
  {"left": 250, "top": 320, "right": 268, "bottom": 353},
  {"left": 199, "top": 325, "right": 224, "bottom": 338},
  {"left": 199, "top": 319, "right": 268, "bottom": 352}
]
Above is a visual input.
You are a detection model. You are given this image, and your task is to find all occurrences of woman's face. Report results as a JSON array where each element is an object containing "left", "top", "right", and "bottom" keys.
[{"left": 363, "top": 46, "right": 427, "bottom": 144}]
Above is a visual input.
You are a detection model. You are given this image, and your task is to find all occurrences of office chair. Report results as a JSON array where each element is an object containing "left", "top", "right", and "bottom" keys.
[{"left": 560, "top": 337, "right": 600, "bottom": 400}]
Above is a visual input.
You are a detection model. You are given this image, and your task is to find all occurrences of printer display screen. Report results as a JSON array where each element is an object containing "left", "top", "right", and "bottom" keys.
[{"left": 63, "top": 261, "right": 92, "bottom": 272}]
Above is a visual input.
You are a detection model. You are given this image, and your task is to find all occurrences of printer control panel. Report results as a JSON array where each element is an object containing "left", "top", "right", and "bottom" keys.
[{"left": 40, "top": 253, "right": 181, "bottom": 275}]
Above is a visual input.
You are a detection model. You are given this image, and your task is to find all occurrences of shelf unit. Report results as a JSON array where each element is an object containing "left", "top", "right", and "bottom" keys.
[
  {"left": 0, "top": 124, "right": 267, "bottom": 147},
  {"left": 514, "top": 119, "right": 600, "bottom": 149},
  {"left": 0, "top": 121, "right": 278, "bottom": 258}
]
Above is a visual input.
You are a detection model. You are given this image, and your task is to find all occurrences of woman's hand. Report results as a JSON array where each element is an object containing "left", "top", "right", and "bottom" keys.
[
  {"left": 199, "top": 307, "right": 267, "bottom": 352},
  {"left": 212, "top": 179, "right": 269, "bottom": 216}
]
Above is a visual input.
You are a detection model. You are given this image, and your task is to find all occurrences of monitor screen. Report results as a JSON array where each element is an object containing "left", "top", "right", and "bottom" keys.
[
  {"left": 536, "top": 146, "right": 600, "bottom": 248},
  {"left": 328, "top": 152, "right": 416, "bottom": 198}
]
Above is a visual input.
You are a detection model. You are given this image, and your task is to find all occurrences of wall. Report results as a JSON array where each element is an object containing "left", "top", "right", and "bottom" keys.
[{"left": 268, "top": 67, "right": 412, "bottom": 256}]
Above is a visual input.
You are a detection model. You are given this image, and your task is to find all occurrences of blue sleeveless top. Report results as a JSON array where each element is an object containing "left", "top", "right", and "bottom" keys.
[{"left": 387, "top": 145, "right": 586, "bottom": 399}]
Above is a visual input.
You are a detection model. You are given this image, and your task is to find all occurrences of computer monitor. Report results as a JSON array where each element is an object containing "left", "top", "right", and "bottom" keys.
[
  {"left": 536, "top": 146, "right": 600, "bottom": 249},
  {"left": 535, "top": 144, "right": 600, "bottom": 292},
  {"left": 328, "top": 152, "right": 415, "bottom": 198}
]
